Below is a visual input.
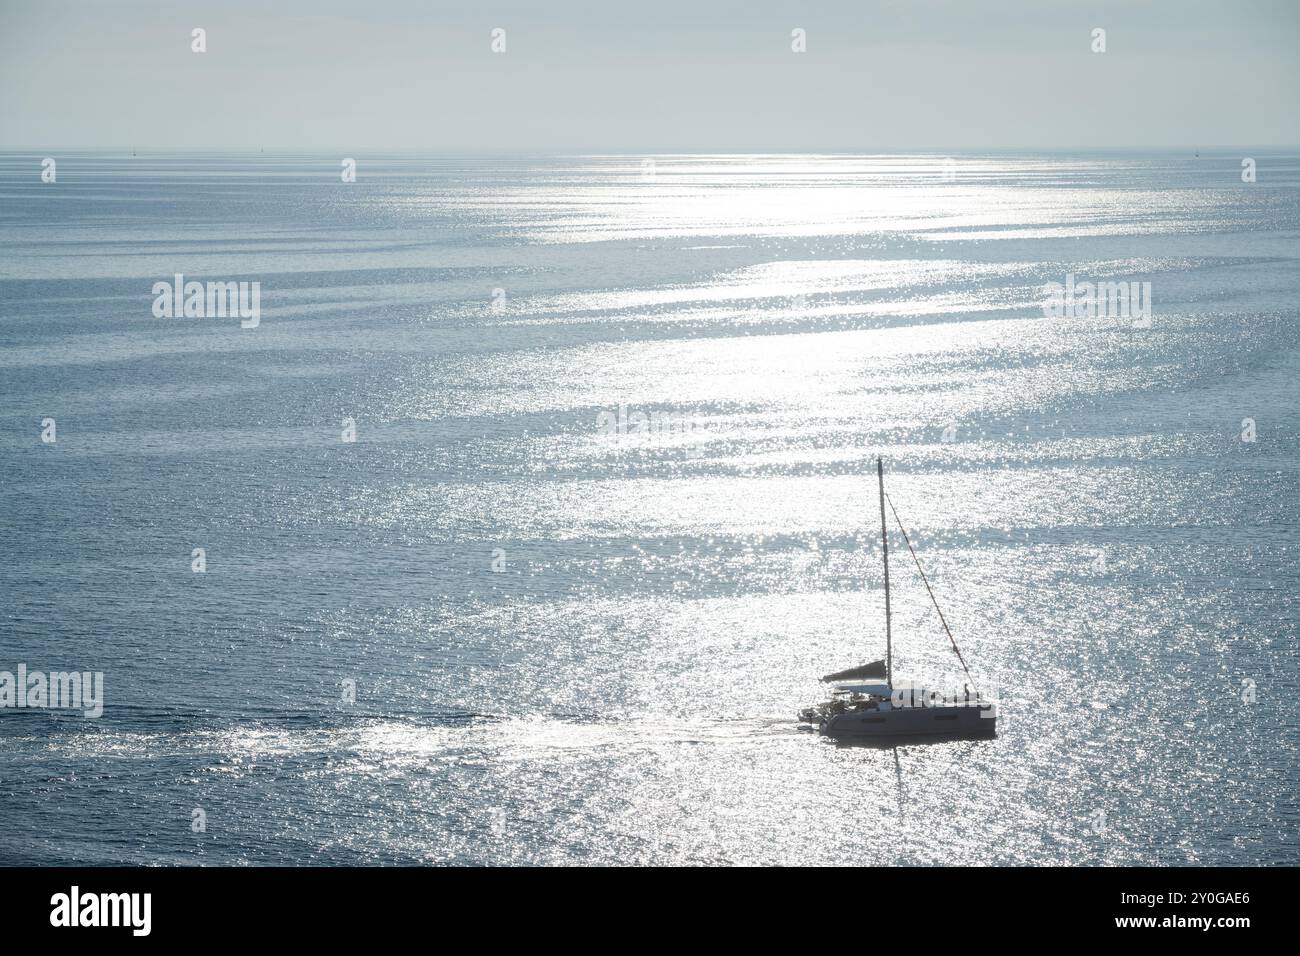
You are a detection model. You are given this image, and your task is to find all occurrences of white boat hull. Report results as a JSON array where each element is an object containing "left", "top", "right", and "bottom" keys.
[{"left": 818, "top": 703, "right": 996, "bottom": 739}]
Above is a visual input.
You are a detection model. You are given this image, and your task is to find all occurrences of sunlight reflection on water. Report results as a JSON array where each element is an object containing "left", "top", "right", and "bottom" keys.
[{"left": 0, "top": 151, "right": 1296, "bottom": 865}]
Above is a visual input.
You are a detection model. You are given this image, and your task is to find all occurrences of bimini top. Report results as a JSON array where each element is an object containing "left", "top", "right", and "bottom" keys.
[
  {"left": 834, "top": 683, "right": 948, "bottom": 701},
  {"left": 833, "top": 683, "right": 893, "bottom": 697}
]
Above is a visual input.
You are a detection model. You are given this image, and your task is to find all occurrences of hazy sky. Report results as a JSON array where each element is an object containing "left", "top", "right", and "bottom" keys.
[{"left": 2, "top": 0, "right": 1298, "bottom": 150}]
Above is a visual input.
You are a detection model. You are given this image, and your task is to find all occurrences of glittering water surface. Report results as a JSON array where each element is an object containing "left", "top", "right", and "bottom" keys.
[{"left": 1, "top": 152, "right": 1297, "bottom": 865}]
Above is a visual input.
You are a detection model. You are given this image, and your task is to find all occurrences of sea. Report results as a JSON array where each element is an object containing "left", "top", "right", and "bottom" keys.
[{"left": 0, "top": 150, "right": 1296, "bottom": 865}]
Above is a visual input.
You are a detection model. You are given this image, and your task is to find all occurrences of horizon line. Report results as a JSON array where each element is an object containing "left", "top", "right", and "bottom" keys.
[{"left": 3, "top": 144, "right": 1299, "bottom": 154}]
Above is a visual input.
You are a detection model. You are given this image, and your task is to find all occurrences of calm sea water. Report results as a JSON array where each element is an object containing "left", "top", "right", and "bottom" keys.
[{"left": 0, "top": 151, "right": 1296, "bottom": 865}]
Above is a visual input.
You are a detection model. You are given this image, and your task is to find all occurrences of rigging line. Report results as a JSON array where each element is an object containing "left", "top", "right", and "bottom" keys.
[{"left": 883, "top": 491, "right": 979, "bottom": 695}]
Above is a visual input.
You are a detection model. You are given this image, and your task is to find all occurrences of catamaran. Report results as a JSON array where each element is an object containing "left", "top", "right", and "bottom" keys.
[{"left": 798, "top": 457, "right": 997, "bottom": 739}]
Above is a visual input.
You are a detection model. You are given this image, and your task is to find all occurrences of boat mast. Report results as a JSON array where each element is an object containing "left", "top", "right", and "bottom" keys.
[{"left": 877, "top": 456, "right": 892, "bottom": 687}]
